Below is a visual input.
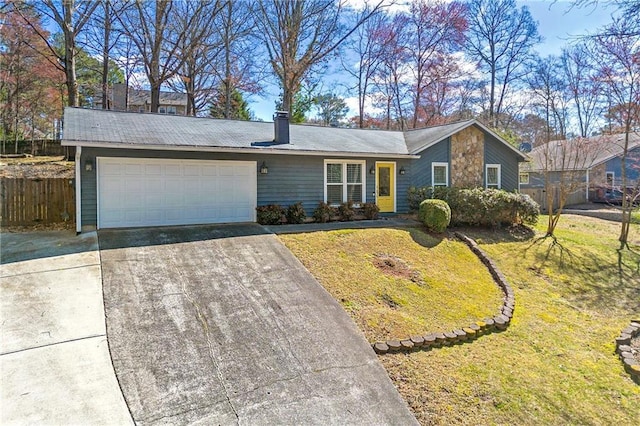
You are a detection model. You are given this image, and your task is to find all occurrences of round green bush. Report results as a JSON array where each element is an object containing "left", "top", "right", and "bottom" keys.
[{"left": 418, "top": 199, "right": 451, "bottom": 232}]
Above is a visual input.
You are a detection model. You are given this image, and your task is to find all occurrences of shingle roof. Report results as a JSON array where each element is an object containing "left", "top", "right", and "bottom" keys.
[
  {"left": 525, "top": 133, "right": 640, "bottom": 171},
  {"left": 62, "top": 107, "right": 411, "bottom": 156},
  {"left": 404, "top": 120, "right": 476, "bottom": 153},
  {"left": 62, "top": 107, "right": 526, "bottom": 160},
  {"left": 405, "top": 119, "right": 526, "bottom": 160}
]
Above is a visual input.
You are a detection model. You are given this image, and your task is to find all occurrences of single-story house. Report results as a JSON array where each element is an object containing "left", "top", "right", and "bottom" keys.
[
  {"left": 62, "top": 107, "right": 526, "bottom": 232},
  {"left": 519, "top": 133, "right": 640, "bottom": 204}
]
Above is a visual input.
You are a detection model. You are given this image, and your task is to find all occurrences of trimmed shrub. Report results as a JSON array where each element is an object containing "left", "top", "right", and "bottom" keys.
[
  {"left": 361, "top": 202, "right": 380, "bottom": 220},
  {"left": 418, "top": 199, "right": 451, "bottom": 232},
  {"left": 286, "top": 202, "right": 306, "bottom": 224},
  {"left": 338, "top": 201, "right": 355, "bottom": 221},
  {"left": 408, "top": 186, "right": 433, "bottom": 212},
  {"left": 256, "top": 204, "right": 284, "bottom": 225},
  {"left": 409, "top": 186, "right": 539, "bottom": 227},
  {"left": 313, "top": 201, "right": 337, "bottom": 223}
]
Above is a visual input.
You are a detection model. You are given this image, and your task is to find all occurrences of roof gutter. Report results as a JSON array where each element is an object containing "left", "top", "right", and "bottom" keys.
[{"left": 61, "top": 140, "right": 420, "bottom": 159}]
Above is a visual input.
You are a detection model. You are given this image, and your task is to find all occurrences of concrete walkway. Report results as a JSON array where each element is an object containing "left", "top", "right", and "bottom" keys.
[
  {"left": 0, "top": 231, "right": 133, "bottom": 425},
  {"left": 562, "top": 203, "right": 624, "bottom": 222},
  {"left": 99, "top": 224, "right": 417, "bottom": 425}
]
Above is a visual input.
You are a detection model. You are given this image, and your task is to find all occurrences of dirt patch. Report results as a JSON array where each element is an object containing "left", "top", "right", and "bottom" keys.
[
  {"left": 1, "top": 222, "right": 75, "bottom": 233},
  {"left": 373, "top": 254, "right": 424, "bottom": 285},
  {"left": 0, "top": 156, "right": 74, "bottom": 179}
]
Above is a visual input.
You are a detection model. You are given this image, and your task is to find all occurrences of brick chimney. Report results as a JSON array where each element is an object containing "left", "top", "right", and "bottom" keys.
[{"left": 274, "top": 111, "right": 289, "bottom": 144}]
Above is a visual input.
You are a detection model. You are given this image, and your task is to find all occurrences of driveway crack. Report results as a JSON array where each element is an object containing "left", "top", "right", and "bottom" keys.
[{"left": 180, "top": 276, "right": 240, "bottom": 422}]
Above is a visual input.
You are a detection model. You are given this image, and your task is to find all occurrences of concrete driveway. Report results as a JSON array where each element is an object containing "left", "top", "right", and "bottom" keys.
[
  {"left": 0, "top": 231, "right": 132, "bottom": 425},
  {"left": 98, "top": 224, "right": 417, "bottom": 425}
]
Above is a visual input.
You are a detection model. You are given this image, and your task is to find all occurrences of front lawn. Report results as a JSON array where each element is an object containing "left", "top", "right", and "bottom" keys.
[{"left": 279, "top": 215, "right": 640, "bottom": 425}]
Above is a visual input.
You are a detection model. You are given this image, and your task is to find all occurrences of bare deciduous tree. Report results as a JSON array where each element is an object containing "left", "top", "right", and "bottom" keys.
[
  {"left": 464, "top": 0, "right": 541, "bottom": 128},
  {"left": 342, "top": 4, "right": 388, "bottom": 128},
  {"left": 115, "top": 0, "right": 222, "bottom": 113},
  {"left": 561, "top": 43, "right": 603, "bottom": 138},
  {"left": 406, "top": 0, "right": 466, "bottom": 129},
  {"left": 590, "top": 18, "right": 640, "bottom": 249},
  {"left": 18, "top": 0, "right": 99, "bottom": 107},
  {"left": 254, "top": 0, "right": 385, "bottom": 115},
  {"left": 527, "top": 55, "right": 571, "bottom": 141},
  {"left": 531, "top": 137, "right": 600, "bottom": 238}
]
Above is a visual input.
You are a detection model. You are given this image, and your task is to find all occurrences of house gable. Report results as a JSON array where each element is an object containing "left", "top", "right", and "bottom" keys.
[{"left": 450, "top": 125, "right": 484, "bottom": 188}]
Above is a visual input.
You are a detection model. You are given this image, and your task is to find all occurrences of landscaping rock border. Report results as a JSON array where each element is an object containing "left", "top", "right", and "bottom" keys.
[
  {"left": 372, "top": 232, "right": 515, "bottom": 354},
  {"left": 615, "top": 320, "right": 640, "bottom": 384}
]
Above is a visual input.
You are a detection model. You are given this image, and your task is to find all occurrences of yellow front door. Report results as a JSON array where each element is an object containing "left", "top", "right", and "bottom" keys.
[{"left": 376, "top": 162, "right": 395, "bottom": 213}]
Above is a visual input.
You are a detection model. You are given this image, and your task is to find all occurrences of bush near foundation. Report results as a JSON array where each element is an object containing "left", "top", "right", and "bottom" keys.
[
  {"left": 408, "top": 186, "right": 539, "bottom": 227},
  {"left": 286, "top": 202, "right": 306, "bottom": 224},
  {"left": 256, "top": 204, "right": 285, "bottom": 225},
  {"left": 361, "top": 202, "right": 380, "bottom": 220},
  {"left": 313, "top": 202, "right": 337, "bottom": 223},
  {"left": 418, "top": 199, "right": 451, "bottom": 232}
]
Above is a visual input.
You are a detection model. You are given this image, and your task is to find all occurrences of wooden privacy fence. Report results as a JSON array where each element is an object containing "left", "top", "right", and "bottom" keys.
[
  {"left": 1, "top": 178, "right": 75, "bottom": 227},
  {"left": 520, "top": 187, "right": 586, "bottom": 211}
]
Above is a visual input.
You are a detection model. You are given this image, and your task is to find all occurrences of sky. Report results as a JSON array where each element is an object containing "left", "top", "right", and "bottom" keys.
[{"left": 248, "top": 0, "right": 619, "bottom": 122}]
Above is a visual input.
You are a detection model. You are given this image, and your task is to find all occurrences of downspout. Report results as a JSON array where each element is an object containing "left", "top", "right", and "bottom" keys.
[
  {"left": 585, "top": 168, "right": 589, "bottom": 202},
  {"left": 75, "top": 146, "right": 82, "bottom": 234}
]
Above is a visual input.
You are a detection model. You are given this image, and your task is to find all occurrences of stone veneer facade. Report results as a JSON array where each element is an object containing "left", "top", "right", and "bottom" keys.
[{"left": 450, "top": 126, "right": 484, "bottom": 188}]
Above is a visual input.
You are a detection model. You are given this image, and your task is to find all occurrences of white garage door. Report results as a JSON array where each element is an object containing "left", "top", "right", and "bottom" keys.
[{"left": 97, "top": 157, "right": 256, "bottom": 229}]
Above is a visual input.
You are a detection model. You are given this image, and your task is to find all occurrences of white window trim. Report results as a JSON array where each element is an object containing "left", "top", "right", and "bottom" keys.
[
  {"left": 519, "top": 172, "right": 529, "bottom": 185},
  {"left": 606, "top": 171, "right": 615, "bottom": 185},
  {"left": 323, "top": 159, "right": 366, "bottom": 206},
  {"left": 486, "top": 164, "right": 501, "bottom": 189},
  {"left": 432, "top": 162, "right": 449, "bottom": 187}
]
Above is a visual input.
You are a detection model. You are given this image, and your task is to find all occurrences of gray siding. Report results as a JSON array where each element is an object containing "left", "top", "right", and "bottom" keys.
[
  {"left": 484, "top": 135, "right": 520, "bottom": 191},
  {"left": 411, "top": 137, "right": 450, "bottom": 187},
  {"left": 605, "top": 146, "right": 640, "bottom": 183},
  {"left": 79, "top": 147, "right": 410, "bottom": 227}
]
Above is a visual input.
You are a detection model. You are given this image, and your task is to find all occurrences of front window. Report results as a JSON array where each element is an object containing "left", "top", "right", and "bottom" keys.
[
  {"left": 167, "top": 106, "right": 177, "bottom": 115},
  {"left": 159, "top": 106, "right": 167, "bottom": 114},
  {"left": 519, "top": 172, "right": 529, "bottom": 185},
  {"left": 486, "top": 164, "right": 501, "bottom": 189},
  {"left": 432, "top": 162, "right": 449, "bottom": 187},
  {"left": 325, "top": 160, "right": 365, "bottom": 205}
]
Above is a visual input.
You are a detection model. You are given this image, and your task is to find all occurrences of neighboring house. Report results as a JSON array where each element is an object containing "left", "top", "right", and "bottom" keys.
[
  {"left": 110, "top": 83, "right": 188, "bottom": 115},
  {"left": 62, "top": 108, "right": 526, "bottom": 232},
  {"left": 519, "top": 133, "right": 640, "bottom": 204}
]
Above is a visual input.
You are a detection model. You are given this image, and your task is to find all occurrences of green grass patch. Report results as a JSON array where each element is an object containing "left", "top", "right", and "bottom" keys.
[
  {"left": 280, "top": 228, "right": 502, "bottom": 341},
  {"left": 280, "top": 215, "right": 640, "bottom": 425}
]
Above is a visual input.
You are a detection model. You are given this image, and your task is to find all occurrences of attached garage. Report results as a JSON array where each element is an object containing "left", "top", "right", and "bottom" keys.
[{"left": 97, "top": 157, "right": 256, "bottom": 229}]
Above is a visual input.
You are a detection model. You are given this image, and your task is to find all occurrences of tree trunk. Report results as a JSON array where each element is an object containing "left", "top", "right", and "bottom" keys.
[
  {"left": 101, "top": 0, "right": 111, "bottom": 109},
  {"left": 64, "top": 4, "right": 79, "bottom": 107},
  {"left": 489, "top": 63, "right": 496, "bottom": 127},
  {"left": 224, "top": 0, "right": 232, "bottom": 119},
  {"left": 618, "top": 124, "right": 631, "bottom": 248}
]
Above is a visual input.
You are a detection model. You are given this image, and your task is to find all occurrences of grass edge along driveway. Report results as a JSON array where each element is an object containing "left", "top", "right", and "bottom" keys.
[{"left": 279, "top": 217, "right": 640, "bottom": 425}]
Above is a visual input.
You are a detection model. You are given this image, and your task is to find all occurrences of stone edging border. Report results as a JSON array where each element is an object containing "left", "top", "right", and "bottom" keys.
[
  {"left": 372, "top": 232, "right": 515, "bottom": 354},
  {"left": 615, "top": 320, "right": 640, "bottom": 384}
]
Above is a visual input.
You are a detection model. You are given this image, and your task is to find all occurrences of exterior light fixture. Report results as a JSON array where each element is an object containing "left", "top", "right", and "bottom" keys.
[
  {"left": 84, "top": 160, "right": 93, "bottom": 171},
  {"left": 369, "top": 165, "right": 375, "bottom": 174},
  {"left": 399, "top": 166, "right": 406, "bottom": 175},
  {"left": 260, "top": 161, "right": 269, "bottom": 174}
]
